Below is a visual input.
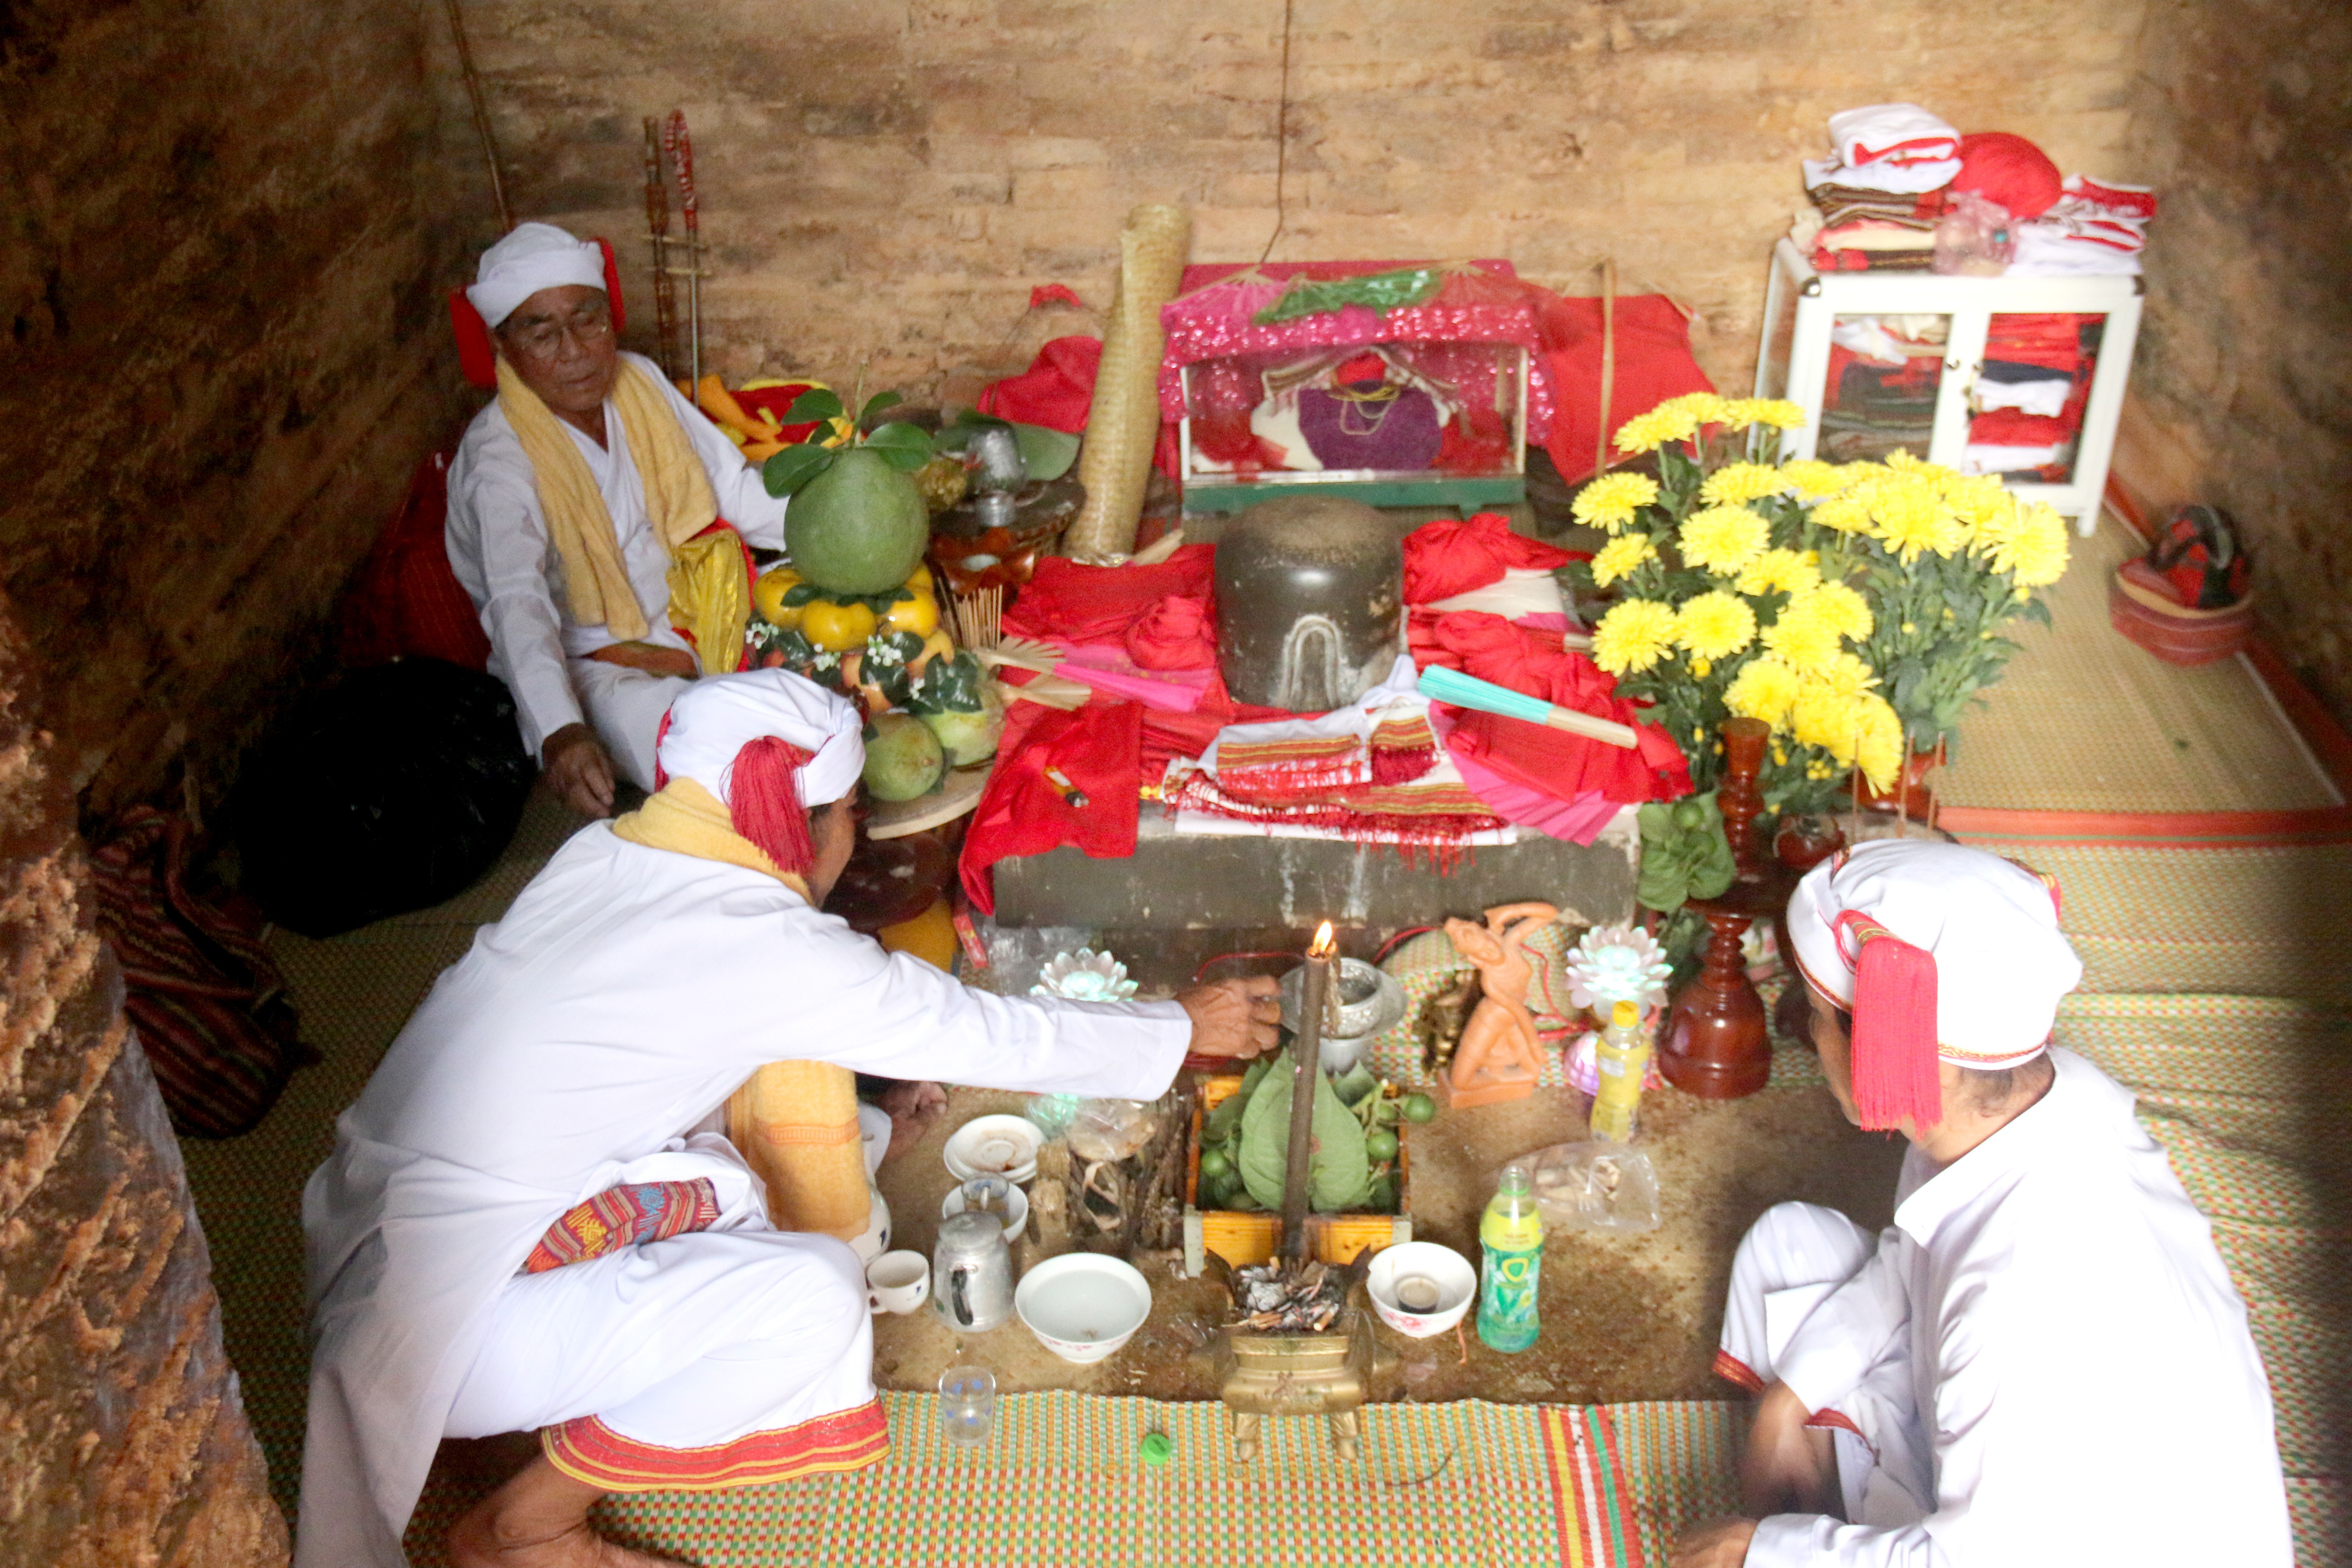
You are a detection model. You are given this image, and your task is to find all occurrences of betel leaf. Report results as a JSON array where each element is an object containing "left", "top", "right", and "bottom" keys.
[
  {"left": 763, "top": 443, "right": 838, "bottom": 498},
  {"left": 782, "top": 388, "right": 844, "bottom": 424},
  {"left": 859, "top": 390, "right": 906, "bottom": 425},
  {"left": 1237, "top": 1065, "right": 1372, "bottom": 1214},
  {"left": 1009, "top": 422, "right": 1079, "bottom": 482},
  {"left": 862, "top": 420, "right": 937, "bottom": 473},
  {"left": 1635, "top": 789, "right": 1735, "bottom": 913}
]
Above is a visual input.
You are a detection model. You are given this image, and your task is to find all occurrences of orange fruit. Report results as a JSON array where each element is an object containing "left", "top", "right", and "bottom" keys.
[
  {"left": 753, "top": 567, "right": 804, "bottom": 628},
  {"left": 802, "top": 596, "right": 877, "bottom": 652},
  {"left": 880, "top": 587, "right": 940, "bottom": 637}
]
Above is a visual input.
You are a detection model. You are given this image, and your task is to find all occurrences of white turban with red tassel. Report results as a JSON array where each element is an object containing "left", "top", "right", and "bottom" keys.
[
  {"left": 1785, "top": 839, "right": 2082, "bottom": 1130},
  {"left": 653, "top": 670, "right": 865, "bottom": 878}
]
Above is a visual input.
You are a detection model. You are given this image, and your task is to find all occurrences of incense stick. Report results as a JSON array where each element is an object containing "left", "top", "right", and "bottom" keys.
[{"left": 442, "top": 0, "right": 511, "bottom": 231}]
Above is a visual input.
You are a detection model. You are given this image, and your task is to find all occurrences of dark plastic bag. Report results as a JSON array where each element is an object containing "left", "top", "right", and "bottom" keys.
[{"left": 234, "top": 658, "right": 536, "bottom": 937}]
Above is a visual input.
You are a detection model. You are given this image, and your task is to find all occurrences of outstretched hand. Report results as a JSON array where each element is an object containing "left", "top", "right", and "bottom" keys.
[
  {"left": 1175, "top": 975, "right": 1282, "bottom": 1060},
  {"left": 541, "top": 723, "right": 616, "bottom": 820}
]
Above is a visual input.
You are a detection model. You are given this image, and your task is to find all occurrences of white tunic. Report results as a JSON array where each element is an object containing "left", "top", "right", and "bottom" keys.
[
  {"left": 295, "top": 826, "right": 1190, "bottom": 1568},
  {"left": 1747, "top": 1048, "right": 2293, "bottom": 1567},
  {"left": 444, "top": 352, "right": 791, "bottom": 756}
]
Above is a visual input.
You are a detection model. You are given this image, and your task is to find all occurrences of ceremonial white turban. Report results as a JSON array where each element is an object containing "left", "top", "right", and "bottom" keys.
[
  {"left": 466, "top": 221, "right": 607, "bottom": 329},
  {"left": 655, "top": 670, "right": 866, "bottom": 810},
  {"left": 1786, "top": 839, "right": 2082, "bottom": 1128}
]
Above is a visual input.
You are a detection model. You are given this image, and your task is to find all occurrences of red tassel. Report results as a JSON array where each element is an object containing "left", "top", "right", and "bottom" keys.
[
  {"left": 652, "top": 710, "right": 675, "bottom": 791},
  {"left": 728, "top": 736, "right": 817, "bottom": 878},
  {"left": 1837, "top": 912, "right": 1942, "bottom": 1130},
  {"left": 449, "top": 288, "right": 499, "bottom": 389}
]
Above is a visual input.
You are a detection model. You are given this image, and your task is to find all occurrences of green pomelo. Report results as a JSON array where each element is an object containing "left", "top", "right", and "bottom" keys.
[
  {"left": 786, "top": 447, "right": 931, "bottom": 595},
  {"left": 919, "top": 684, "right": 1005, "bottom": 766},
  {"left": 862, "top": 712, "right": 946, "bottom": 802}
]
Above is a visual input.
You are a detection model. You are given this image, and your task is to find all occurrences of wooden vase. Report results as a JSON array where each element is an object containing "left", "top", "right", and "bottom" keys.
[
  {"left": 1659, "top": 906, "right": 1772, "bottom": 1099},
  {"left": 1717, "top": 717, "right": 1771, "bottom": 876}
]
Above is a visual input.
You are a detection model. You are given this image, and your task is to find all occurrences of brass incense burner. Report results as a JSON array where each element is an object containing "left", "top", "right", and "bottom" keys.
[{"left": 1214, "top": 1309, "right": 1374, "bottom": 1461}]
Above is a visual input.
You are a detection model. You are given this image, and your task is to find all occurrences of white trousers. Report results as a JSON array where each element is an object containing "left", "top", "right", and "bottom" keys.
[
  {"left": 567, "top": 658, "right": 693, "bottom": 793},
  {"left": 1719, "top": 1202, "right": 1932, "bottom": 1528}
]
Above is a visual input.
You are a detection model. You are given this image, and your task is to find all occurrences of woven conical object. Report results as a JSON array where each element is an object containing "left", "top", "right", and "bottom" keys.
[{"left": 1066, "top": 203, "right": 1191, "bottom": 557}]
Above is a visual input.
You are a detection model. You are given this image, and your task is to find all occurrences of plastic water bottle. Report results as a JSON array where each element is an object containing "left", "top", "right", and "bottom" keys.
[
  {"left": 1476, "top": 1161, "right": 1544, "bottom": 1353},
  {"left": 1588, "top": 999, "right": 1651, "bottom": 1144}
]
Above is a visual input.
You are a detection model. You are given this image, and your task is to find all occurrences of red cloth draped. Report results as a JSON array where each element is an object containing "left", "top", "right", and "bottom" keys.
[
  {"left": 977, "top": 335, "right": 1103, "bottom": 434},
  {"left": 1002, "top": 544, "right": 1217, "bottom": 647},
  {"left": 1123, "top": 593, "right": 1216, "bottom": 670},
  {"left": 958, "top": 700, "right": 1145, "bottom": 916},
  {"left": 1531, "top": 292, "right": 1717, "bottom": 486},
  {"left": 1409, "top": 611, "right": 1690, "bottom": 804},
  {"left": 1401, "top": 512, "right": 1572, "bottom": 604}
]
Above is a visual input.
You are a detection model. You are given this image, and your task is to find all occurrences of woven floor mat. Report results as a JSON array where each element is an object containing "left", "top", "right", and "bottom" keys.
[
  {"left": 403, "top": 1393, "right": 1740, "bottom": 1568},
  {"left": 1933, "top": 515, "right": 2340, "bottom": 815}
]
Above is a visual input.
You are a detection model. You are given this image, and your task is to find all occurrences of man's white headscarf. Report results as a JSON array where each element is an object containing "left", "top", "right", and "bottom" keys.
[
  {"left": 466, "top": 221, "right": 607, "bottom": 329},
  {"left": 1786, "top": 839, "right": 2082, "bottom": 1129},
  {"left": 655, "top": 670, "right": 865, "bottom": 809}
]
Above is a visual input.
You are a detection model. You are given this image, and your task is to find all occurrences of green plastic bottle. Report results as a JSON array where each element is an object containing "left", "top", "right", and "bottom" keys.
[{"left": 1476, "top": 1160, "right": 1544, "bottom": 1353}]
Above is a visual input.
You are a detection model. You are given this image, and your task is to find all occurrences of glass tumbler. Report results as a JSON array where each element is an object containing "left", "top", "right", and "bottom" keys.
[{"left": 938, "top": 1366, "right": 996, "bottom": 1449}]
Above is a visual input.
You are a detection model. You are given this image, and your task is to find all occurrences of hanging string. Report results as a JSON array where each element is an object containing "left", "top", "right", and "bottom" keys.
[{"left": 1257, "top": 0, "right": 1297, "bottom": 266}]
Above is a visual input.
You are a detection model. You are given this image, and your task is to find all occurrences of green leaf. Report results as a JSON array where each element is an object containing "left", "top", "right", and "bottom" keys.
[
  {"left": 1238, "top": 1066, "right": 1373, "bottom": 1213},
  {"left": 781, "top": 582, "right": 821, "bottom": 606},
  {"left": 1010, "top": 421, "right": 1081, "bottom": 482},
  {"left": 783, "top": 389, "right": 843, "bottom": 424},
  {"left": 860, "top": 390, "right": 906, "bottom": 424},
  {"left": 763, "top": 443, "right": 837, "bottom": 497},
  {"left": 862, "top": 420, "right": 937, "bottom": 472}
]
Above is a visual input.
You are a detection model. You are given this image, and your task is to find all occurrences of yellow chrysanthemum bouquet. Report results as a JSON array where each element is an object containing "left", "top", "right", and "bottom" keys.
[{"left": 1567, "top": 393, "right": 2069, "bottom": 814}]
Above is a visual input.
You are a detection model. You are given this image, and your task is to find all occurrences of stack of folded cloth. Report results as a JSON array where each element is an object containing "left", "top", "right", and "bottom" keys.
[
  {"left": 1963, "top": 314, "right": 2103, "bottom": 477},
  {"left": 1801, "top": 104, "right": 1961, "bottom": 272},
  {"left": 2009, "top": 176, "right": 2158, "bottom": 277}
]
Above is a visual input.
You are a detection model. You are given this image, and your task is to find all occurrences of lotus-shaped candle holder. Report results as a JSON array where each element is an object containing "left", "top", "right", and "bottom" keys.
[
  {"left": 1031, "top": 948, "right": 1139, "bottom": 1002},
  {"left": 1563, "top": 924, "right": 1673, "bottom": 1013}
]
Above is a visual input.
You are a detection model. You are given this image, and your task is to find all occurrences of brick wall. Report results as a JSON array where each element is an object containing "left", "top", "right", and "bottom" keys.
[
  {"left": 0, "top": 594, "right": 287, "bottom": 1566},
  {"left": 2120, "top": 0, "right": 2352, "bottom": 720},
  {"left": 0, "top": 0, "right": 476, "bottom": 818},
  {"left": 441, "top": 0, "right": 2148, "bottom": 401}
]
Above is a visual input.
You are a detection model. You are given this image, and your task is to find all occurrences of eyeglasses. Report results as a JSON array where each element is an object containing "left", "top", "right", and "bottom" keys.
[{"left": 502, "top": 310, "right": 614, "bottom": 358}]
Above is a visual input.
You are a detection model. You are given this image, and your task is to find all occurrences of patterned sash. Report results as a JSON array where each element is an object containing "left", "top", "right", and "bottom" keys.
[{"left": 523, "top": 1178, "right": 722, "bottom": 1274}]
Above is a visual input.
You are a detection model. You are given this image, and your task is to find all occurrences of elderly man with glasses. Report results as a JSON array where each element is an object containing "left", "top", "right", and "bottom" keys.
[{"left": 447, "top": 222, "right": 788, "bottom": 819}]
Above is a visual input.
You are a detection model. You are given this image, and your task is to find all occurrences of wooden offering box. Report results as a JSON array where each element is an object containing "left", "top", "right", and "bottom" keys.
[{"left": 1181, "top": 1074, "right": 1412, "bottom": 1276}]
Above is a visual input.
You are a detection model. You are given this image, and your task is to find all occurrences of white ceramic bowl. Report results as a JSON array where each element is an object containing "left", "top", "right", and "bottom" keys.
[
  {"left": 943, "top": 1114, "right": 1043, "bottom": 1185},
  {"left": 1013, "top": 1253, "right": 1152, "bottom": 1364},
  {"left": 1365, "top": 1241, "right": 1477, "bottom": 1339},
  {"left": 941, "top": 1181, "right": 1030, "bottom": 1242}
]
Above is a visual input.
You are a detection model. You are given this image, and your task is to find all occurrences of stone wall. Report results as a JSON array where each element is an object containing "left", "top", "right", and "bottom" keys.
[
  {"left": 2119, "top": 0, "right": 2352, "bottom": 718},
  {"left": 441, "top": 0, "right": 2148, "bottom": 401},
  {"left": 0, "top": 0, "right": 476, "bottom": 819},
  {"left": 0, "top": 594, "right": 287, "bottom": 1566}
]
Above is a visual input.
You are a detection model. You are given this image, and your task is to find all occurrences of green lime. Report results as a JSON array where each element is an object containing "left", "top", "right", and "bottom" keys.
[
  {"left": 1400, "top": 1093, "right": 1438, "bottom": 1124},
  {"left": 1364, "top": 1127, "right": 1400, "bottom": 1162},
  {"left": 1139, "top": 1431, "right": 1173, "bottom": 1467},
  {"left": 1199, "top": 1147, "right": 1233, "bottom": 1182}
]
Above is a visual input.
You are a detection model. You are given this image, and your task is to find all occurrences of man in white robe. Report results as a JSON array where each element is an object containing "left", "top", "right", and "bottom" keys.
[
  {"left": 1672, "top": 840, "right": 2294, "bottom": 1567},
  {"left": 446, "top": 221, "right": 787, "bottom": 816},
  {"left": 297, "top": 671, "right": 1281, "bottom": 1568}
]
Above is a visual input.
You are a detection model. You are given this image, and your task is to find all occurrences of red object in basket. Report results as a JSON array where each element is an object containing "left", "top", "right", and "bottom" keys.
[{"left": 2109, "top": 504, "right": 2255, "bottom": 667}]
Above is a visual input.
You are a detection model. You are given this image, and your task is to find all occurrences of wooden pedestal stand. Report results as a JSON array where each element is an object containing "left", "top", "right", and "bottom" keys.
[{"left": 1658, "top": 719, "right": 1790, "bottom": 1101}]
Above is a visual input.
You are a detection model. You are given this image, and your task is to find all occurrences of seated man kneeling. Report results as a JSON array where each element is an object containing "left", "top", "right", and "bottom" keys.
[
  {"left": 297, "top": 671, "right": 1281, "bottom": 1568},
  {"left": 1675, "top": 840, "right": 2291, "bottom": 1568}
]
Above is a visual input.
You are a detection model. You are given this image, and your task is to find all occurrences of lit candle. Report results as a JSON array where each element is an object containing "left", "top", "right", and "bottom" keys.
[{"left": 1282, "top": 921, "right": 1338, "bottom": 1261}]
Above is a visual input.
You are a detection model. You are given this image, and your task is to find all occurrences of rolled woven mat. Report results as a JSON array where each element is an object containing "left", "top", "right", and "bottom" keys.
[
  {"left": 727, "top": 1059, "right": 870, "bottom": 1240},
  {"left": 1066, "top": 203, "right": 1191, "bottom": 557}
]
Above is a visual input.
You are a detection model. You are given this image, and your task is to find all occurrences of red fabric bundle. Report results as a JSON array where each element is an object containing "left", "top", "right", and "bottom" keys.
[
  {"left": 338, "top": 453, "right": 494, "bottom": 672},
  {"left": 1401, "top": 513, "right": 1572, "bottom": 604},
  {"left": 1410, "top": 611, "right": 1690, "bottom": 805},
  {"left": 1530, "top": 293, "right": 1716, "bottom": 485},
  {"left": 1952, "top": 132, "right": 2064, "bottom": 221},
  {"left": 1002, "top": 543, "right": 1217, "bottom": 647},
  {"left": 958, "top": 700, "right": 1145, "bottom": 915},
  {"left": 977, "top": 336, "right": 1103, "bottom": 434},
  {"left": 1124, "top": 593, "right": 1216, "bottom": 670},
  {"left": 1969, "top": 407, "right": 2075, "bottom": 446}
]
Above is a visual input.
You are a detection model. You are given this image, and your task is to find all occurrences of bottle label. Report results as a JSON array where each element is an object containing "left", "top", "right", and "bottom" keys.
[{"left": 1477, "top": 1242, "right": 1542, "bottom": 1351}]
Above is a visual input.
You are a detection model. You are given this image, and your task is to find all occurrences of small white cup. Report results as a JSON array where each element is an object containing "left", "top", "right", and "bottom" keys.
[{"left": 866, "top": 1249, "right": 931, "bottom": 1315}]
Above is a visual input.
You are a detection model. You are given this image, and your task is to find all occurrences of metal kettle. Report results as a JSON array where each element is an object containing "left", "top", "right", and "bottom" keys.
[{"left": 931, "top": 1211, "right": 1014, "bottom": 1332}]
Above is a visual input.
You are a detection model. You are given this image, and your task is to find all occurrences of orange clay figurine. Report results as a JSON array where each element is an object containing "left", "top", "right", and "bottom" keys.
[{"left": 1436, "top": 902, "right": 1559, "bottom": 1109}]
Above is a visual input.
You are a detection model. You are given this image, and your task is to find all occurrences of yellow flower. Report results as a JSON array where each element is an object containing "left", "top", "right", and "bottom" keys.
[
  {"left": 1700, "top": 461, "right": 1790, "bottom": 506},
  {"left": 1991, "top": 502, "right": 2071, "bottom": 587},
  {"left": 1590, "top": 533, "right": 1656, "bottom": 588},
  {"left": 1736, "top": 547, "right": 1822, "bottom": 597},
  {"left": 1811, "top": 650, "right": 1880, "bottom": 697},
  {"left": 1675, "top": 591, "right": 1758, "bottom": 659},
  {"left": 1777, "top": 459, "right": 1847, "bottom": 501},
  {"left": 1724, "top": 398, "right": 1808, "bottom": 432},
  {"left": 1571, "top": 471, "right": 1662, "bottom": 534},
  {"left": 1885, "top": 449, "right": 1963, "bottom": 490},
  {"left": 1790, "top": 580, "right": 1873, "bottom": 640},
  {"left": 1591, "top": 598, "right": 1678, "bottom": 675},
  {"left": 1762, "top": 611, "right": 1844, "bottom": 675},
  {"left": 1944, "top": 473, "right": 2013, "bottom": 534},
  {"left": 1724, "top": 655, "right": 1802, "bottom": 731},
  {"left": 1679, "top": 505, "right": 1770, "bottom": 575},
  {"left": 1690, "top": 656, "right": 1713, "bottom": 678},
  {"left": 1790, "top": 684, "right": 1863, "bottom": 763},
  {"left": 1612, "top": 403, "right": 1700, "bottom": 454},
  {"left": 1852, "top": 693, "right": 1906, "bottom": 793},
  {"left": 1857, "top": 472, "right": 1965, "bottom": 562},
  {"left": 1672, "top": 392, "right": 1735, "bottom": 428},
  {"left": 1810, "top": 495, "right": 1873, "bottom": 534}
]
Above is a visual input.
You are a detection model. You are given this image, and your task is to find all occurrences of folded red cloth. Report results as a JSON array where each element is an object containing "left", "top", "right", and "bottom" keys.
[
  {"left": 1003, "top": 543, "right": 1218, "bottom": 648},
  {"left": 958, "top": 700, "right": 1145, "bottom": 916},
  {"left": 1123, "top": 593, "right": 1216, "bottom": 670},
  {"left": 977, "top": 335, "right": 1102, "bottom": 434},
  {"left": 1402, "top": 513, "right": 1572, "bottom": 605},
  {"left": 1969, "top": 406, "right": 2077, "bottom": 445},
  {"left": 1409, "top": 610, "right": 1690, "bottom": 805}
]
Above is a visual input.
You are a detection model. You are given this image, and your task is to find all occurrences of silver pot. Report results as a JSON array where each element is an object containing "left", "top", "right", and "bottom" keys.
[{"left": 932, "top": 1210, "right": 1014, "bottom": 1332}]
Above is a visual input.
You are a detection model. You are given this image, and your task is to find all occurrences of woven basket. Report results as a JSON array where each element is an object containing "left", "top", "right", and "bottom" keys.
[{"left": 2109, "top": 561, "right": 2255, "bottom": 667}]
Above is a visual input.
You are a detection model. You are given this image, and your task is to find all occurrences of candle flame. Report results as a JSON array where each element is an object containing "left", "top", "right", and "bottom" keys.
[{"left": 1310, "top": 921, "right": 1337, "bottom": 959}]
